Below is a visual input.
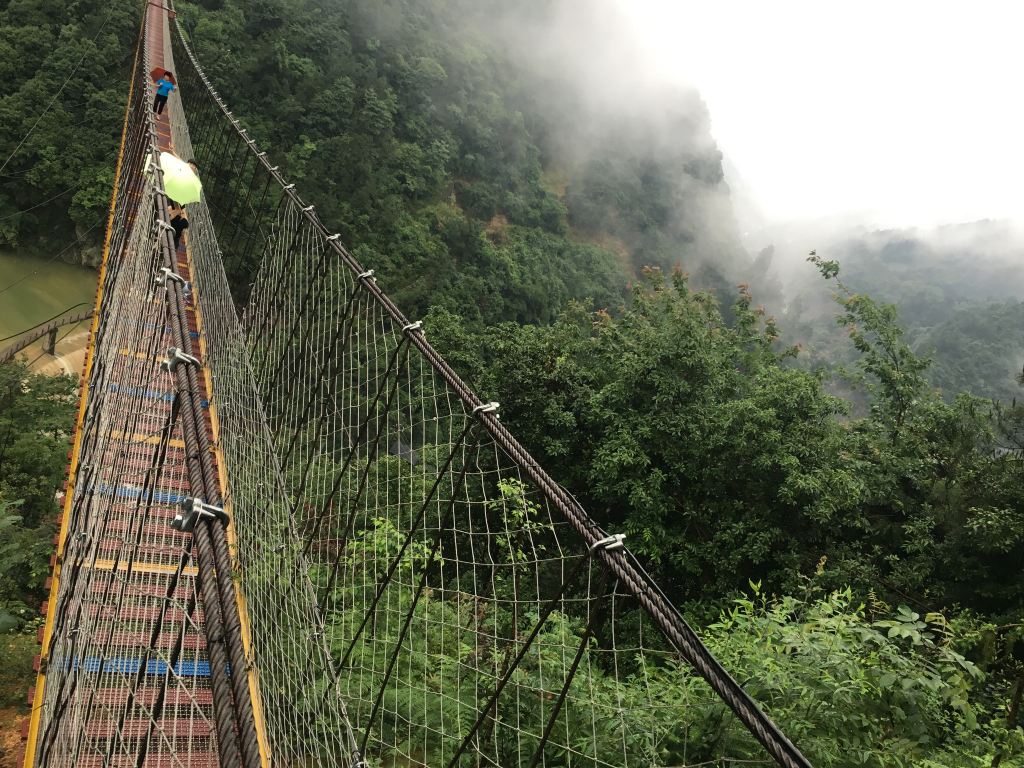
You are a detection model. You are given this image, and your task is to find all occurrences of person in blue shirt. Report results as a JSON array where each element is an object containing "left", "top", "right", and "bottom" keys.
[{"left": 153, "top": 71, "right": 175, "bottom": 115}]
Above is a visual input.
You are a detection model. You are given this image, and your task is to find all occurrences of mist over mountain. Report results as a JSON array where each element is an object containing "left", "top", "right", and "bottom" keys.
[
  {"left": 468, "top": 0, "right": 749, "bottom": 285},
  {"left": 756, "top": 219, "right": 1024, "bottom": 302},
  {"left": 4, "top": 0, "right": 1018, "bottom": 403},
  {"left": 757, "top": 218, "right": 1024, "bottom": 402},
  {"left": 181, "top": 0, "right": 752, "bottom": 319}
]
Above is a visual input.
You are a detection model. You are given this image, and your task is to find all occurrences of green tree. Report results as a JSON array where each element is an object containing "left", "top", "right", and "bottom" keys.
[
  {"left": 688, "top": 584, "right": 1019, "bottom": 767},
  {"left": 806, "top": 257, "right": 1024, "bottom": 619},
  {"left": 0, "top": 0, "right": 139, "bottom": 258},
  {"left": 0, "top": 361, "right": 75, "bottom": 623},
  {"left": 432, "top": 269, "right": 863, "bottom": 598}
]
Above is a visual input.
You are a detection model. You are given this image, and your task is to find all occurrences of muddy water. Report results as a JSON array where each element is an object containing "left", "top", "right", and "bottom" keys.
[{"left": 0, "top": 250, "right": 98, "bottom": 373}]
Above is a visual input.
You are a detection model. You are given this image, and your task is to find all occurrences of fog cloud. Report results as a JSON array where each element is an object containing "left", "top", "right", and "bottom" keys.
[
  {"left": 614, "top": 1, "right": 1024, "bottom": 231},
  {"left": 464, "top": 0, "right": 750, "bottom": 282}
]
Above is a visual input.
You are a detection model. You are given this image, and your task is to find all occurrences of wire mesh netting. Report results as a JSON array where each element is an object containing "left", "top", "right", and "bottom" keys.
[
  {"left": 170, "top": 15, "right": 810, "bottom": 768},
  {"left": 29, "top": 14, "right": 224, "bottom": 768},
  {"left": 12, "top": 2, "right": 812, "bottom": 765}
]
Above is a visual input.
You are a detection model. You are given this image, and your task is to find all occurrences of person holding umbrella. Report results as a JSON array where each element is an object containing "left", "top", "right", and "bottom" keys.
[
  {"left": 144, "top": 151, "right": 203, "bottom": 205},
  {"left": 164, "top": 155, "right": 202, "bottom": 205},
  {"left": 153, "top": 69, "right": 176, "bottom": 114}
]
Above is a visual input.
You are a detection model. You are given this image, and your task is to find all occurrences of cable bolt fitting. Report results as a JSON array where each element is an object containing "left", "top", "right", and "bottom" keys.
[
  {"left": 472, "top": 401, "right": 500, "bottom": 416},
  {"left": 590, "top": 533, "right": 626, "bottom": 552},
  {"left": 154, "top": 267, "right": 185, "bottom": 287},
  {"left": 170, "top": 497, "right": 228, "bottom": 533},
  {"left": 160, "top": 347, "right": 201, "bottom": 373}
]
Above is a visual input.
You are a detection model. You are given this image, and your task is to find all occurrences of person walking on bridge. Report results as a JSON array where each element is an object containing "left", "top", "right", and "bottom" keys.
[
  {"left": 168, "top": 202, "right": 189, "bottom": 251},
  {"left": 153, "top": 71, "right": 175, "bottom": 114}
]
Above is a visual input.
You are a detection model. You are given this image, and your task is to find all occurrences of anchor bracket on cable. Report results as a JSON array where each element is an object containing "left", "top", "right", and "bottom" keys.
[
  {"left": 171, "top": 497, "right": 228, "bottom": 533},
  {"left": 154, "top": 267, "right": 185, "bottom": 287},
  {"left": 472, "top": 401, "right": 500, "bottom": 418},
  {"left": 160, "top": 347, "right": 201, "bottom": 373},
  {"left": 590, "top": 533, "right": 626, "bottom": 552}
]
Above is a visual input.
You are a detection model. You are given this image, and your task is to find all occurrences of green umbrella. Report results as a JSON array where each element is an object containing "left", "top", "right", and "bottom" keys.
[{"left": 159, "top": 152, "right": 202, "bottom": 204}]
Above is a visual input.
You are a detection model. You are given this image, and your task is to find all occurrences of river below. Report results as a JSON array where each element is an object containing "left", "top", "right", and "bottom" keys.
[{"left": 0, "top": 250, "right": 98, "bottom": 375}]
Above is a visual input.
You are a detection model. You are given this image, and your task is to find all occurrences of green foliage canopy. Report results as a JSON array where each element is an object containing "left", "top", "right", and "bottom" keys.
[
  {"left": 0, "top": 0, "right": 138, "bottom": 257},
  {"left": 0, "top": 361, "right": 76, "bottom": 624}
]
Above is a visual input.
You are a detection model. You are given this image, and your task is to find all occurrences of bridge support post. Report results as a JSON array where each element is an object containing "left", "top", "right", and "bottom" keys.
[{"left": 45, "top": 327, "right": 58, "bottom": 356}]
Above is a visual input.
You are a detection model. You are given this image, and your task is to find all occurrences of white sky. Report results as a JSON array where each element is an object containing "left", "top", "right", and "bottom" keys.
[{"left": 617, "top": 1, "right": 1024, "bottom": 230}]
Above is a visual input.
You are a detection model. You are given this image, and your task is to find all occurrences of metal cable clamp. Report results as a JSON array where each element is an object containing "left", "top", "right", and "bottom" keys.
[
  {"left": 590, "top": 533, "right": 626, "bottom": 552},
  {"left": 472, "top": 401, "right": 500, "bottom": 416},
  {"left": 160, "top": 347, "right": 201, "bottom": 373},
  {"left": 154, "top": 267, "right": 185, "bottom": 287},
  {"left": 170, "top": 497, "right": 228, "bottom": 533}
]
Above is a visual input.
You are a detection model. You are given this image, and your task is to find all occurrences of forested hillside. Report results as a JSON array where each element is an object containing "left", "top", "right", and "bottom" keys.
[
  {"left": 0, "top": 0, "right": 138, "bottom": 261},
  {"left": 0, "top": 362, "right": 76, "bottom": 732},
  {"left": 1, "top": 0, "right": 1022, "bottom": 764},
  {"left": 176, "top": 0, "right": 749, "bottom": 324},
  {"left": 176, "top": 3, "right": 1024, "bottom": 753},
  {"left": 782, "top": 222, "right": 1024, "bottom": 403}
]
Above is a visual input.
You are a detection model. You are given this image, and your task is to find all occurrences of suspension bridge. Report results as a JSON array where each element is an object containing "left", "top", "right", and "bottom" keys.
[{"left": 18, "top": 3, "right": 814, "bottom": 767}]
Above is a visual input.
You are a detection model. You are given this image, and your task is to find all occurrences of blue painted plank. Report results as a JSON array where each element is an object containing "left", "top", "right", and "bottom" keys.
[
  {"left": 97, "top": 484, "right": 187, "bottom": 505},
  {"left": 107, "top": 383, "right": 208, "bottom": 408},
  {"left": 62, "top": 656, "right": 217, "bottom": 677}
]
